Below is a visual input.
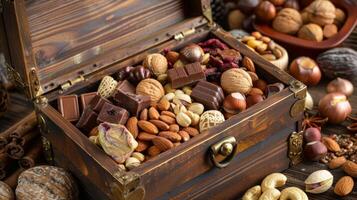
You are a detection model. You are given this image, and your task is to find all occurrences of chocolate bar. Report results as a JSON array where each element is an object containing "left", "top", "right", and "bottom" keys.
[
  {"left": 97, "top": 102, "right": 129, "bottom": 125},
  {"left": 80, "top": 92, "right": 97, "bottom": 111},
  {"left": 114, "top": 91, "right": 150, "bottom": 117},
  {"left": 76, "top": 108, "right": 98, "bottom": 134},
  {"left": 89, "top": 94, "right": 111, "bottom": 113},
  {"left": 191, "top": 81, "right": 224, "bottom": 110},
  {"left": 167, "top": 62, "right": 205, "bottom": 88},
  {"left": 58, "top": 95, "right": 80, "bottom": 122},
  {"left": 116, "top": 80, "right": 135, "bottom": 94}
]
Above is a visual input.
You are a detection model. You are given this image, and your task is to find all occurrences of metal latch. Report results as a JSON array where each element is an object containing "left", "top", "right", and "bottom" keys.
[
  {"left": 288, "top": 131, "right": 303, "bottom": 166},
  {"left": 174, "top": 28, "right": 196, "bottom": 41},
  {"left": 209, "top": 136, "right": 238, "bottom": 168},
  {"left": 60, "top": 75, "right": 85, "bottom": 92}
]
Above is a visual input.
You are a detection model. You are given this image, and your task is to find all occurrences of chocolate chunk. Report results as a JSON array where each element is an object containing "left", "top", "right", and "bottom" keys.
[
  {"left": 76, "top": 108, "right": 98, "bottom": 134},
  {"left": 97, "top": 102, "right": 129, "bottom": 125},
  {"left": 89, "top": 94, "right": 111, "bottom": 113},
  {"left": 80, "top": 92, "right": 97, "bottom": 111},
  {"left": 265, "top": 83, "right": 285, "bottom": 97},
  {"left": 58, "top": 95, "right": 80, "bottom": 122},
  {"left": 191, "top": 81, "right": 224, "bottom": 110},
  {"left": 167, "top": 62, "right": 205, "bottom": 88},
  {"left": 114, "top": 91, "right": 150, "bottom": 117},
  {"left": 116, "top": 80, "right": 135, "bottom": 94}
]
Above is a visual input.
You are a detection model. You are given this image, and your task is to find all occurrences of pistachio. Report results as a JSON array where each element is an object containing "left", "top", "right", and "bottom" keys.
[
  {"left": 131, "top": 152, "right": 145, "bottom": 162},
  {"left": 174, "top": 104, "right": 187, "bottom": 115},
  {"left": 125, "top": 157, "right": 141, "bottom": 170},
  {"left": 304, "top": 170, "right": 333, "bottom": 194},
  {"left": 164, "top": 83, "right": 176, "bottom": 93},
  {"left": 188, "top": 103, "right": 205, "bottom": 115},
  {"left": 174, "top": 90, "right": 184, "bottom": 96},
  {"left": 185, "top": 111, "right": 200, "bottom": 126}
]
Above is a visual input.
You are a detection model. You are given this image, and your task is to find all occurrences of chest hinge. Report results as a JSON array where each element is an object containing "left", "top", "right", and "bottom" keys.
[
  {"left": 60, "top": 75, "right": 85, "bottom": 93},
  {"left": 174, "top": 28, "right": 196, "bottom": 41},
  {"left": 289, "top": 80, "right": 306, "bottom": 99},
  {"left": 201, "top": 0, "right": 213, "bottom": 25},
  {"left": 4, "top": 61, "right": 31, "bottom": 97}
]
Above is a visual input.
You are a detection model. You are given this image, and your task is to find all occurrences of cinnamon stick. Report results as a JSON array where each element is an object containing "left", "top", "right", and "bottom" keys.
[
  {"left": 0, "top": 153, "right": 13, "bottom": 169},
  {"left": 0, "top": 131, "right": 11, "bottom": 149},
  {"left": 18, "top": 140, "right": 42, "bottom": 169},
  {"left": 13, "top": 129, "right": 39, "bottom": 146},
  {"left": 4, "top": 168, "right": 23, "bottom": 189},
  {"left": 5, "top": 141, "right": 23, "bottom": 160},
  {"left": 9, "top": 116, "right": 37, "bottom": 139}
]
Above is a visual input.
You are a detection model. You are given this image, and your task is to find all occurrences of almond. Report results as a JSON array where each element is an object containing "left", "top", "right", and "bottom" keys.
[
  {"left": 153, "top": 136, "right": 174, "bottom": 151},
  {"left": 149, "top": 107, "right": 160, "bottom": 120},
  {"left": 242, "top": 56, "right": 255, "bottom": 72},
  {"left": 126, "top": 117, "right": 139, "bottom": 138},
  {"left": 169, "top": 124, "right": 180, "bottom": 132},
  {"left": 183, "top": 127, "right": 199, "bottom": 137},
  {"left": 149, "top": 120, "right": 169, "bottom": 131},
  {"left": 159, "top": 115, "right": 176, "bottom": 125},
  {"left": 159, "top": 131, "right": 182, "bottom": 142},
  {"left": 161, "top": 111, "right": 176, "bottom": 118},
  {"left": 178, "top": 130, "right": 190, "bottom": 142},
  {"left": 322, "top": 137, "right": 340, "bottom": 152},
  {"left": 148, "top": 146, "right": 161, "bottom": 157},
  {"left": 140, "top": 108, "right": 148, "bottom": 121},
  {"left": 137, "top": 132, "right": 157, "bottom": 141},
  {"left": 328, "top": 156, "right": 346, "bottom": 169},
  {"left": 157, "top": 97, "right": 170, "bottom": 111},
  {"left": 135, "top": 140, "right": 150, "bottom": 152},
  {"left": 334, "top": 176, "right": 354, "bottom": 196},
  {"left": 137, "top": 120, "right": 158, "bottom": 134},
  {"left": 342, "top": 161, "right": 357, "bottom": 178}
]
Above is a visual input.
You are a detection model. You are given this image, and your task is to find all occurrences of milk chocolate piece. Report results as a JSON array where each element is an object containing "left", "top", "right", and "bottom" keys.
[
  {"left": 80, "top": 92, "right": 97, "bottom": 111},
  {"left": 167, "top": 62, "right": 205, "bottom": 88},
  {"left": 89, "top": 95, "right": 111, "bottom": 113},
  {"left": 191, "top": 81, "right": 224, "bottom": 110},
  {"left": 76, "top": 108, "right": 98, "bottom": 133},
  {"left": 97, "top": 103, "right": 129, "bottom": 125},
  {"left": 265, "top": 83, "right": 284, "bottom": 97},
  {"left": 116, "top": 80, "right": 135, "bottom": 94},
  {"left": 58, "top": 95, "right": 80, "bottom": 122},
  {"left": 114, "top": 91, "right": 150, "bottom": 117}
]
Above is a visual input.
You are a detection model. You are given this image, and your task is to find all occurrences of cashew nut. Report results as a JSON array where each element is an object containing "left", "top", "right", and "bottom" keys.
[
  {"left": 280, "top": 187, "right": 308, "bottom": 200},
  {"left": 261, "top": 173, "right": 287, "bottom": 192},
  {"left": 258, "top": 188, "right": 280, "bottom": 200},
  {"left": 242, "top": 185, "right": 262, "bottom": 200}
]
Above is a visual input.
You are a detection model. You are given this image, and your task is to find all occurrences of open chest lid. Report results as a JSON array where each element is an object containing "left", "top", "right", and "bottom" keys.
[{"left": 4, "top": 0, "right": 212, "bottom": 99}]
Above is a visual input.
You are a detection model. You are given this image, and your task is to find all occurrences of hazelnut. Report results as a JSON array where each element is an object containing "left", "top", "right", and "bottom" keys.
[
  {"left": 304, "top": 128, "right": 321, "bottom": 143},
  {"left": 289, "top": 57, "right": 321, "bottom": 86},
  {"left": 143, "top": 53, "right": 168, "bottom": 76},
  {"left": 298, "top": 23, "right": 323, "bottom": 42},
  {"left": 304, "top": 141, "right": 327, "bottom": 161},
  {"left": 284, "top": 0, "right": 300, "bottom": 10},
  {"left": 273, "top": 8, "right": 302, "bottom": 34},
  {"left": 269, "top": 0, "right": 285, "bottom": 6},
  {"left": 237, "top": 0, "right": 261, "bottom": 15},
  {"left": 334, "top": 8, "right": 346, "bottom": 27},
  {"left": 180, "top": 44, "right": 204, "bottom": 63},
  {"left": 246, "top": 95, "right": 265, "bottom": 108},
  {"left": 166, "top": 51, "right": 180, "bottom": 64},
  {"left": 221, "top": 68, "right": 253, "bottom": 94},
  {"left": 253, "top": 79, "right": 267, "bottom": 92},
  {"left": 323, "top": 24, "right": 338, "bottom": 38},
  {"left": 228, "top": 9, "right": 246, "bottom": 29},
  {"left": 305, "top": 0, "right": 336, "bottom": 26},
  {"left": 136, "top": 78, "right": 165, "bottom": 104},
  {"left": 255, "top": 1, "right": 276, "bottom": 22},
  {"left": 223, "top": 92, "right": 246, "bottom": 114}
]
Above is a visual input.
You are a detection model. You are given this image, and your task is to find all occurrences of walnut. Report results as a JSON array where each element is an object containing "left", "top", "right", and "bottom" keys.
[
  {"left": 220, "top": 68, "right": 253, "bottom": 94},
  {"left": 305, "top": 0, "right": 336, "bottom": 26},
  {"left": 272, "top": 8, "right": 303, "bottom": 34},
  {"left": 143, "top": 53, "right": 168, "bottom": 77},
  {"left": 136, "top": 78, "right": 164, "bottom": 104},
  {"left": 298, "top": 23, "right": 323, "bottom": 42}
]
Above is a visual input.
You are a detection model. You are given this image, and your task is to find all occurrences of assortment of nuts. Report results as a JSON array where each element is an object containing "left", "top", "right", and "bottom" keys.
[{"left": 254, "top": 0, "right": 346, "bottom": 41}]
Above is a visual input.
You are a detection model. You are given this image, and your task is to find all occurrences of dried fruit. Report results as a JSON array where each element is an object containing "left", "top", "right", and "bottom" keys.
[{"left": 334, "top": 176, "right": 354, "bottom": 196}]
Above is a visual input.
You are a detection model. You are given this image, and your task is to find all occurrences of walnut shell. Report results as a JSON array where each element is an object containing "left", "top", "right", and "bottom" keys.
[
  {"left": 143, "top": 53, "right": 168, "bottom": 76},
  {"left": 136, "top": 78, "right": 164, "bottom": 104},
  {"left": 298, "top": 23, "right": 323, "bottom": 42},
  {"left": 272, "top": 8, "right": 302, "bottom": 34},
  {"left": 221, "top": 68, "right": 253, "bottom": 94},
  {"left": 305, "top": 0, "right": 336, "bottom": 26}
]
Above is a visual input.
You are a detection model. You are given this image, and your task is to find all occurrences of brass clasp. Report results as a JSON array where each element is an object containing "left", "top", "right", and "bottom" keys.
[{"left": 209, "top": 136, "right": 238, "bottom": 168}]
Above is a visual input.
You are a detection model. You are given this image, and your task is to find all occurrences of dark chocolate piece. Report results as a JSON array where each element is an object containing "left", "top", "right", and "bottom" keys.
[
  {"left": 191, "top": 81, "right": 224, "bottom": 110},
  {"left": 265, "top": 83, "right": 285, "bottom": 97},
  {"left": 97, "top": 103, "right": 129, "bottom": 125},
  {"left": 116, "top": 80, "right": 135, "bottom": 94},
  {"left": 114, "top": 91, "right": 150, "bottom": 117},
  {"left": 76, "top": 108, "right": 98, "bottom": 134},
  {"left": 80, "top": 92, "right": 97, "bottom": 111},
  {"left": 167, "top": 62, "right": 205, "bottom": 88},
  {"left": 58, "top": 95, "right": 80, "bottom": 122},
  {"left": 89, "top": 95, "right": 111, "bottom": 113},
  {"left": 127, "top": 65, "right": 152, "bottom": 84}
]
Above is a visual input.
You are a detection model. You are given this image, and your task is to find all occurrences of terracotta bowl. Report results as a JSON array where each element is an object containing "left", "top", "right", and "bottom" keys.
[{"left": 253, "top": 0, "right": 357, "bottom": 56}]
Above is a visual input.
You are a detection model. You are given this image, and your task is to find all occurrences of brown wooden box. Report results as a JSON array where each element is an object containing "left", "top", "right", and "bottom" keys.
[{"left": 3, "top": 0, "right": 306, "bottom": 199}]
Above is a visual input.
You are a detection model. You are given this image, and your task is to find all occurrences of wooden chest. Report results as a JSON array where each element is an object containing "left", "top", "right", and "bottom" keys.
[{"left": 3, "top": 0, "right": 306, "bottom": 199}]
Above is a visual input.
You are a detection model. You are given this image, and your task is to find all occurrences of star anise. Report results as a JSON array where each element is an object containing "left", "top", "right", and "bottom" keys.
[
  {"left": 347, "top": 115, "right": 357, "bottom": 132},
  {"left": 302, "top": 111, "right": 328, "bottom": 131}
]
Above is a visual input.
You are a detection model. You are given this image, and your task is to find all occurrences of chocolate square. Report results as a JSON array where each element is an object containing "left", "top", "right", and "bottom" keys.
[
  {"left": 185, "top": 62, "right": 205, "bottom": 81},
  {"left": 89, "top": 94, "right": 112, "bottom": 113},
  {"left": 58, "top": 95, "right": 80, "bottom": 122},
  {"left": 167, "top": 67, "right": 189, "bottom": 88},
  {"left": 167, "top": 62, "right": 205, "bottom": 88},
  {"left": 97, "top": 102, "right": 129, "bottom": 125},
  {"left": 80, "top": 92, "right": 97, "bottom": 111},
  {"left": 116, "top": 80, "right": 135, "bottom": 94},
  {"left": 114, "top": 91, "right": 150, "bottom": 117},
  {"left": 191, "top": 81, "right": 224, "bottom": 110},
  {"left": 76, "top": 107, "right": 98, "bottom": 134}
]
